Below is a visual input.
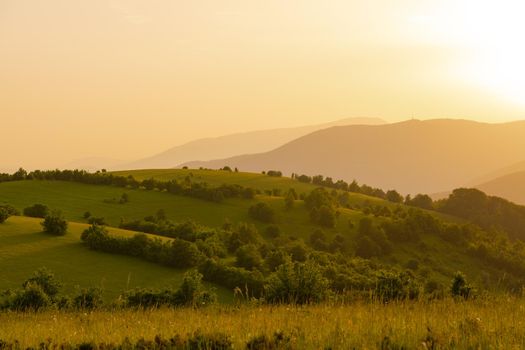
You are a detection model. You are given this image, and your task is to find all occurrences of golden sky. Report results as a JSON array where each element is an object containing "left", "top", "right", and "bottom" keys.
[{"left": 1, "top": 0, "right": 525, "bottom": 170}]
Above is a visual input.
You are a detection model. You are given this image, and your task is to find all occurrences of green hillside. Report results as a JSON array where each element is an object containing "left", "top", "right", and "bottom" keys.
[
  {"left": 0, "top": 216, "right": 231, "bottom": 301},
  {"left": 0, "top": 178, "right": 369, "bottom": 242},
  {"left": 0, "top": 169, "right": 513, "bottom": 293},
  {"left": 113, "top": 168, "right": 324, "bottom": 195}
]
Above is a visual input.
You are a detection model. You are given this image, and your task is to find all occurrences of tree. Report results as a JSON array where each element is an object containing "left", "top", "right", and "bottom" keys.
[
  {"left": 12, "top": 167, "right": 27, "bottom": 181},
  {"left": 316, "top": 205, "right": 336, "bottom": 228},
  {"left": 309, "top": 230, "right": 328, "bottom": 251},
  {"left": 248, "top": 202, "right": 276, "bottom": 223},
  {"left": 265, "top": 261, "right": 329, "bottom": 304},
  {"left": 22, "top": 267, "right": 62, "bottom": 298},
  {"left": 41, "top": 211, "right": 68, "bottom": 235},
  {"left": 266, "top": 170, "right": 282, "bottom": 177},
  {"left": 23, "top": 204, "right": 49, "bottom": 218},
  {"left": 304, "top": 188, "right": 333, "bottom": 211},
  {"left": 0, "top": 207, "right": 10, "bottom": 224},
  {"left": 175, "top": 270, "right": 216, "bottom": 307},
  {"left": 265, "top": 249, "right": 290, "bottom": 272},
  {"left": 450, "top": 271, "right": 473, "bottom": 299},
  {"left": 407, "top": 194, "right": 433, "bottom": 210},
  {"left": 11, "top": 283, "right": 50, "bottom": 311},
  {"left": 287, "top": 241, "right": 308, "bottom": 262},
  {"left": 386, "top": 190, "right": 404, "bottom": 203},
  {"left": 73, "top": 287, "right": 103, "bottom": 309},
  {"left": 168, "top": 239, "right": 203, "bottom": 268},
  {"left": 235, "top": 244, "right": 264, "bottom": 271},
  {"left": 355, "top": 235, "right": 381, "bottom": 258}
]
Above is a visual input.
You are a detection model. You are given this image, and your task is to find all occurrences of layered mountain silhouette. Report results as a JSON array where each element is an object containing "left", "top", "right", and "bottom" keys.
[
  {"left": 467, "top": 171, "right": 525, "bottom": 205},
  {"left": 183, "top": 119, "right": 525, "bottom": 195},
  {"left": 118, "top": 117, "right": 385, "bottom": 170},
  {"left": 432, "top": 161, "right": 525, "bottom": 203}
]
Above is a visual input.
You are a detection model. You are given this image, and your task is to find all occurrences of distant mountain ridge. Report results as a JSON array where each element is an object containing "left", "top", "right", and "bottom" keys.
[
  {"left": 117, "top": 117, "right": 385, "bottom": 170},
  {"left": 432, "top": 161, "right": 525, "bottom": 203},
  {"left": 182, "top": 119, "right": 525, "bottom": 195},
  {"left": 471, "top": 171, "right": 525, "bottom": 205}
]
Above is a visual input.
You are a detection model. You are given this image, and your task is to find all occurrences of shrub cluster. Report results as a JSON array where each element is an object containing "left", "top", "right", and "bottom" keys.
[
  {"left": 81, "top": 225, "right": 204, "bottom": 269},
  {"left": 123, "top": 270, "right": 216, "bottom": 308}
]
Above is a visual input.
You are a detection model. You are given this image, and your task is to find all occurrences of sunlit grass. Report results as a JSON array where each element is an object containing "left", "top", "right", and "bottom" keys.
[
  {"left": 0, "top": 216, "right": 232, "bottom": 301},
  {"left": 1, "top": 298, "right": 524, "bottom": 348}
]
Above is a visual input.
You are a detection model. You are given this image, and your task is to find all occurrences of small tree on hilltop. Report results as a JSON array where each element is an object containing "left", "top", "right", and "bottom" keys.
[
  {"left": 41, "top": 210, "right": 68, "bottom": 235},
  {"left": 386, "top": 190, "right": 404, "bottom": 203}
]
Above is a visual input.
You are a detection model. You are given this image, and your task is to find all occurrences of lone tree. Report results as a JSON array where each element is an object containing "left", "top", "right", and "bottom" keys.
[
  {"left": 41, "top": 210, "right": 68, "bottom": 235},
  {"left": 386, "top": 190, "right": 404, "bottom": 203}
]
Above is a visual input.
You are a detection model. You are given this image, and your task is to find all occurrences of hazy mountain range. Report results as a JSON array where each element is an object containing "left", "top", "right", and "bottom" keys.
[
  {"left": 114, "top": 117, "right": 385, "bottom": 170},
  {"left": 474, "top": 171, "right": 525, "bottom": 205},
  {"left": 183, "top": 119, "right": 525, "bottom": 195}
]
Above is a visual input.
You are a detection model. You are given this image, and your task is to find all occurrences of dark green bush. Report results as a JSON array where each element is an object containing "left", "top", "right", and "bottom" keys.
[
  {"left": 265, "top": 249, "right": 290, "bottom": 272},
  {"left": 23, "top": 204, "right": 49, "bottom": 218},
  {"left": 0, "top": 204, "right": 20, "bottom": 216},
  {"left": 22, "top": 267, "right": 62, "bottom": 298},
  {"left": 198, "top": 259, "right": 265, "bottom": 297},
  {"left": 0, "top": 207, "right": 10, "bottom": 224},
  {"left": 41, "top": 211, "right": 68, "bottom": 235},
  {"left": 235, "top": 244, "right": 264, "bottom": 271},
  {"left": 249, "top": 202, "right": 276, "bottom": 223},
  {"left": 73, "top": 287, "right": 103, "bottom": 309},
  {"left": 265, "top": 261, "right": 329, "bottom": 304},
  {"left": 11, "top": 283, "right": 50, "bottom": 311},
  {"left": 123, "top": 270, "right": 216, "bottom": 308},
  {"left": 373, "top": 270, "right": 420, "bottom": 302},
  {"left": 450, "top": 271, "right": 473, "bottom": 299}
]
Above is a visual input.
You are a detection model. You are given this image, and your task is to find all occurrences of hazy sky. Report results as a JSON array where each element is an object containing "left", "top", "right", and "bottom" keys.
[{"left": 1, "top": 0, "right": 525, "bottom": 170}]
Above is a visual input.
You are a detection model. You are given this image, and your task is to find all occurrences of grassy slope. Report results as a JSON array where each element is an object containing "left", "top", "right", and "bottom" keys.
[
  {"left": 0, "top": 179, "right": 367, "bottom": 242},
  {"left": 0, "top": 170, "right": 502, "bottom": 288},
  {"left": 1, "top": 299, "right": 524, "bottom": 348},
  {"left": 0, "top": 216, "right": 231, "bottom": 302}
]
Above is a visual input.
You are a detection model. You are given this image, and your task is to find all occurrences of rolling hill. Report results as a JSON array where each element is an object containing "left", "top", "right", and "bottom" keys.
[
  {"left": 118, "top": 117, "right": 385, "bottom": 170},
  {"left": 183, "top": 119, "right": 525, "bottom": 195},
  {"left": 0, "top": 169, "right": 513, "bottom": 292},
  {"left": 0, "top": 216, "right": 230, "bottom": 301}
]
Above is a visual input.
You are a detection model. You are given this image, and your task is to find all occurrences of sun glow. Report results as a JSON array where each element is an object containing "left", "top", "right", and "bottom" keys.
[{"left": 414, "top": 0, "right": 525, "bottom": 106}]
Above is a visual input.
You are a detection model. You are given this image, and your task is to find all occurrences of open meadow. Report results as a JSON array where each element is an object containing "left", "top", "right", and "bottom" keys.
[{"left": 1, "top": 298, "right": 524, "bottom": 349}]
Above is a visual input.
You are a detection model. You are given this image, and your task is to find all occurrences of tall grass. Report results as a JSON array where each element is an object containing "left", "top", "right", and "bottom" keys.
[{"left": 1, "top": 297, "right": 524, "bottom": 348}]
